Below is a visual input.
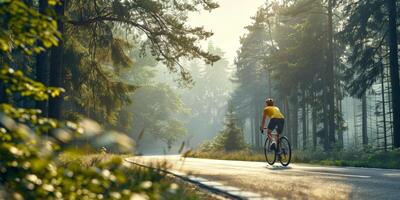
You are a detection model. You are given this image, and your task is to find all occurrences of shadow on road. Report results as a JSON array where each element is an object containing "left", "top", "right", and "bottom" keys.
[{"left": 265, "top": 165, "right": 292, "bottom": 170}]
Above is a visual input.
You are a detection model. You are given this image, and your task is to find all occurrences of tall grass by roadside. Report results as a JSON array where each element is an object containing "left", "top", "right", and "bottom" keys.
[
  {"left": 187, "top": 149, "right": 400, "bottom": 169},
  {"left": 59, "top": 152, "right": 207, "bottom": 200}
]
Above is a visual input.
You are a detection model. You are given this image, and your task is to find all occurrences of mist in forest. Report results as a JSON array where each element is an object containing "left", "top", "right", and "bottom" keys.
[
  {"left": 132, "top": 44, "right": 235, "bottom": 154},
  {"left": 132, "top": 0, "right": 399, "bottom": 154},
  {"left": 133, "top": 0, "right": 265, "bottom": 153},
  {"left": 3, "top": 0, "right": 398, "bottom": 156},
  {"left": 3, "top": 0, "right": 400, "bottom": 199}
]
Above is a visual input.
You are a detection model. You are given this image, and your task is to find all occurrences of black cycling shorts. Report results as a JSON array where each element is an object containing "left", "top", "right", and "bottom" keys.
[{"left": 267, "top": 118, "right": 285, "bottom": 134}]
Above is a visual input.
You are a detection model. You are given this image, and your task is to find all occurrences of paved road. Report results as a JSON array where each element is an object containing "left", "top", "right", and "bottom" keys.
[{"left": 127, "top": 155, "right": 400, "bottom": 200}]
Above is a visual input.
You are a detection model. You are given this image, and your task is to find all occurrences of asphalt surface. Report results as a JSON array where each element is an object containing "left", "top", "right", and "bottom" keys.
[{"left": 127, "top": 155, "right": 400, "bottom": 200}]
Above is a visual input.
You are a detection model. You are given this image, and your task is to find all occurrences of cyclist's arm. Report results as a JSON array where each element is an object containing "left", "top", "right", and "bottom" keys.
[{"left": 260, "top": 110, "right": 267, "bottom": 131}]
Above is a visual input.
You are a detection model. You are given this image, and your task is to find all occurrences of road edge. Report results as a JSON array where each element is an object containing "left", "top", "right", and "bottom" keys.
[{"left": 124, "top": 158, "right": 247, "bottom": 200}]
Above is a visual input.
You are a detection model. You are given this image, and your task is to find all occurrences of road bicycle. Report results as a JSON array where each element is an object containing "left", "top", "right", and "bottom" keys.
[{"left": 262, "top": 128, "right": 291, "bottom": 166}]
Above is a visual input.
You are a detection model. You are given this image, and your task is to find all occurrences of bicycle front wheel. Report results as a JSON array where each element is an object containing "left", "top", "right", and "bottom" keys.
[
  {"left": 278, "top": 136, "right": 291, "bottom": 166},
  {"left": 264, "top": 137, "right": 276, "bottom": 165}
]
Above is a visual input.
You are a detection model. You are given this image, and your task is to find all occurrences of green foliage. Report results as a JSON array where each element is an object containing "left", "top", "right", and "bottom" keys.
[
  {"left": 177, "top": 44, "right": 233, "bottom": 147},
  {"left": 156, "top": 119, "right": 187, "bottom": 150},
  {"left": 0, "top": 67, "right": 64, "bottom": 101},
  {"left": 0, "top": 1, "right": 196, "bottom": 199},
  {"left": 231, "top": 8, "right": 270, "bottom": 122},
  {"left": 0, "top": 103, "right": 60, "bottom": 134},
  {"left": 0, "top": 69, "right": 137, "bottom": 198},
  {"left": 199, "top": 104, "right": 247, "bottom": 152},
  {"left": 231, "top": 0, "right": 348, "bottom": 151},
  {"left": 61, "top": 0, "right": 222, "bottom": 128},
  {"left": 0, "top": 58, "right": 138, "bottom": 198},
  {"left": 62, "top": 34, "right": 139, "bottom": 126},
  {"left": 66, "top": 0, "right": 220, "bottom": 86},
  {"left": 130, "top": 84, "right": 189, "bottom": 147},
  {"left": 294, "top": 149, "right": 400, "bottom": 169},
  {"left": 57, "top": 154, "right": 201, "bottom": 200},
  {"left": 192, "top": 44, "right": 232, "bottom": 119},
  {"left": 0, "top": 0, "right": 60, "bottom": 54},
  {"left": 338, "top": 0, "right": 387, "bottom": 97}
]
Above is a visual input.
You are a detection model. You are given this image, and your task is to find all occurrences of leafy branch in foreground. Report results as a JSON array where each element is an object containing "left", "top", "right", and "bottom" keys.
[
  {"left": 0, "top": 67, "right": 64, "bottom": 101},
  {"left": 0, "top": 0, "right": 60, "bottom": 54},
  {"left": 0, "top": 67, "right": 136, "bottom": 199},
  {"left": 0, "top": 1, "right": 189, "bottom": 199}
]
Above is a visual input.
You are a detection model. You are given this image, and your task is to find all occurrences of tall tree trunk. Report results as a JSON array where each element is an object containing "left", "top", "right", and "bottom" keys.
[
  {"left": 250, "top": 117, "right": 255, "bottom": 148},
  {"left": 292, "top": 93, "right": 299, "bottom": 150},
  {"left": 258, "top": 100, "right": 263, "bottom": 149},
  {"left": 0, "top": 56, "right": 6, "bottom": 103},
  {"left": 326, "top": 0, "right": 336, "bottom": 150},
  {"left": 353, "top": 99, "right": 358, "bottom": 147},
  {"left": 302, "top": 90, "right": 307, "bottom": 150},
  {"left": 268, "top": 70, "right": 272, "bottom": 96},
  {"left": 36, "top": 0, "right": 48, "bottom": 116},
  {"left": 361, "top": 94, "right": 368, "bottom": 146},
  {"left": 48, "top": 0, "right": 65, "bottom": 119},
  {"left": 337, "top": 99, "right": 344, "bottom": 149},
  {"left": 0, "top": 84, "right": 6, "bottom": 103},
  {"left": 254, "top": 99, "right": 260, "bottom": 148},
  {"left": 312, "top": 91, "right": 317, "bottom": 150},
  {"left": 386, "top": 0, "right": 400, "bottom": 148},
  {"left": 285, "top": 96, "right": 292, "bottom": 143},
  {"left": 380, "top": 60, "right": 387, "bottom": 151},
  {"left": 323, "top": 88, "right": 329, "bottom": 150},
  {"left": 336, "top": 68, "right": 344, "bottom": 149}
]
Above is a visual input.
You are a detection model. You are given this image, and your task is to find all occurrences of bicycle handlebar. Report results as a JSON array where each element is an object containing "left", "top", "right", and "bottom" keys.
[{"left": 260, "top": 128, "right": 267, "bottom": 134}]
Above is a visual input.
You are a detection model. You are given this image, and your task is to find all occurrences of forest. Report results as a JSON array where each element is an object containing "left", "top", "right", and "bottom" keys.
[
  {"left": 0, "top": 0, "right": 399, "bottom": 199},
  {"left": 228, "top": 0, "right": 400, "bottom": 152},
  {"left": 190, "top": 0, "right": 400, "bottom": 169}
]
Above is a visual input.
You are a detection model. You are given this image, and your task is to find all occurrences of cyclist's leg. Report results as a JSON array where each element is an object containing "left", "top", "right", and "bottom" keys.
[
  {"left": 267, "top": 119, "right": 276, "bottom": 139},
  {"left": 267, "top": 119, "right": 278, "bottom": 150},
  {"left": 276, "top": 119, "right": 285, "bottom": 151},
  {"left": 276, "top": 118, "right": 285, "bottom": 135},
  {"left": 267, "top": 128, "right": 273, "bottom": 137}
]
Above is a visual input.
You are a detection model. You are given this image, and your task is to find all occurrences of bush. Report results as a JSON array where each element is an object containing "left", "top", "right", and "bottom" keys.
[
  {"left": 57, "top": 153, "right": 200, "bottom": 200},
  {"left": 199, "top": 103, "right": 247, "bottom": 152}
]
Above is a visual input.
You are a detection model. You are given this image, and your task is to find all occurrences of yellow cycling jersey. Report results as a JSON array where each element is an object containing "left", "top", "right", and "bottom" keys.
[{"left": 264, "top": 106, "right": 285, "bottom": 119}]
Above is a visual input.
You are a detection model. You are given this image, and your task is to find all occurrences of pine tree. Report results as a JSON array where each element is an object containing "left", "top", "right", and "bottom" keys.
[
  {"left": 326, "top": 0, "right": 336, "bottom": 150},
  {"left": 212, "top": 103, "right": 247, "bottom": 152},
  {"left": 37, "top": 0, "right": 221, "bottom": 124},
  {"left": 385, "top": 0, "right": 400, "bottom": 148},
  {"left": 232, "top": 8, "right": 270, "bottom": 148},
  {"left": 268, "top": 0, "right": 333, "bottom": 150},
  {"left": 339, "top": 0, "right": 400, "bottom": 148}
]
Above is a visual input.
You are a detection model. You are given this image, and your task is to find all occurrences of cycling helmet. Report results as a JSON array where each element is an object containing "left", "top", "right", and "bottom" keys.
[{"left": 265, "top": 98, "right": 274, "bottom": 106}]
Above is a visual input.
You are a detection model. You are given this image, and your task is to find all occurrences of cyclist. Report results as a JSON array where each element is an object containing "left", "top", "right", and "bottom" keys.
[{"left": 260, "top": 98, "right": 285, "bottom": 150}]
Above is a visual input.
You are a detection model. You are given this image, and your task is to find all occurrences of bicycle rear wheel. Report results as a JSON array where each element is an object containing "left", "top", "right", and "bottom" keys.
[
  {"left": 278, "top": 136, "right": 291, "bottom": 166},
  {"left": 264, "top": 137, "right": 276, "bottom": 165}
]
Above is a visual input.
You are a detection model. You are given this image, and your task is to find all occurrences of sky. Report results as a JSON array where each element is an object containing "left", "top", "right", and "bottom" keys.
[{"left": 189, "top": 0, "right": 266, "bottom": 65}]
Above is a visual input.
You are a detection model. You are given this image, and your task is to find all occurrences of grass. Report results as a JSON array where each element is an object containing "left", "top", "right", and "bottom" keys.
[
  {"left": 187, "top": 149, "right": 400, "bottom": 169},
  {"left": 58, "top": 152, "right": 129, "bottom": 168},
  {"left": 59, "top": 152, "right": 220, "bottom": 200}
]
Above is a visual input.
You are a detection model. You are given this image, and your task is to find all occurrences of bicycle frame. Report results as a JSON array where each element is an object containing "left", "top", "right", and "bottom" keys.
[
  {"left": 264, "top": 128, "right": 280, "bottom": 150},
  {"left": 262, "top": 128, "right": 291, "bottom": 166}
]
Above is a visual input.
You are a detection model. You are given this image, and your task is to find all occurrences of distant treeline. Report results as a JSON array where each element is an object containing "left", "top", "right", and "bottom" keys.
[{"left": 230, "top": 0, "right": 400, "bottom": 152}]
